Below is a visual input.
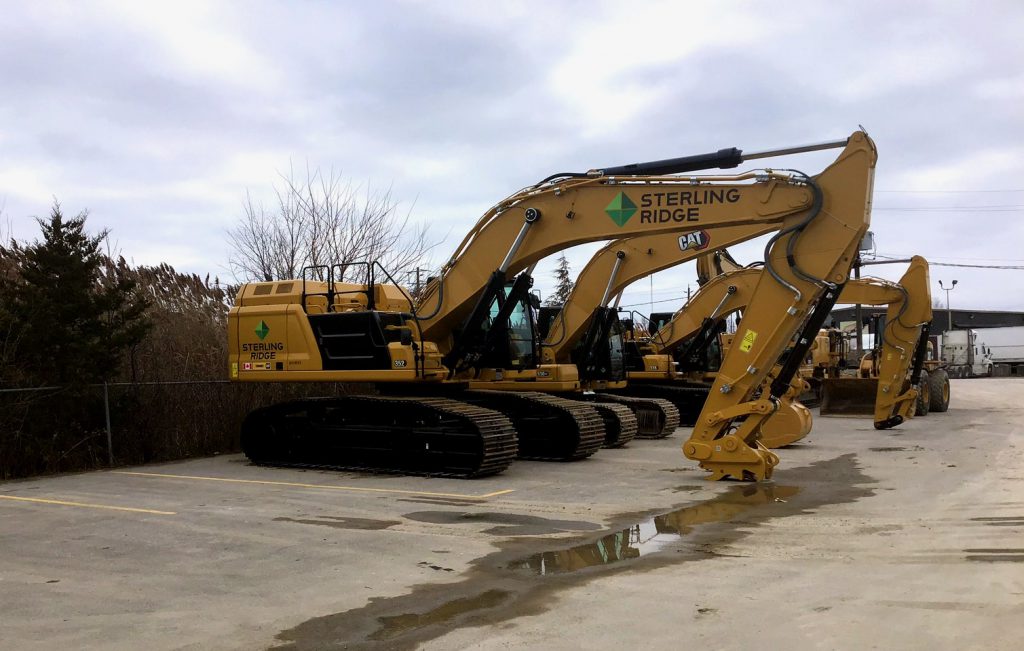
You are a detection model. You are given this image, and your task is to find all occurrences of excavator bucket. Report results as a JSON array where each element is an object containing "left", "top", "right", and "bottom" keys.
[{"left": 819, "top": 377, "right": 878, "bottom": 416}]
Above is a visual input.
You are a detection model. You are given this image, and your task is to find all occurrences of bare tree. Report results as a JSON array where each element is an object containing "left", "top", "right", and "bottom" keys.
[{"left": 227, "top": 165, "right": 437, "bottom": 284}]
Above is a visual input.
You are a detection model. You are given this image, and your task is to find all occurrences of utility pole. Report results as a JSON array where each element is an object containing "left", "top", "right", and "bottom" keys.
[
  {"left": 649, "top": 275, "right": 653, "bottom": 315},
  {"left": 854, "top": 257, "right": 863, "bottom": 355},
  {"left": 939, "top": 279, "right": 958, "bottom": 332},
  {"left": 407, "top": 267, "right": 424, "bottom": 294}
]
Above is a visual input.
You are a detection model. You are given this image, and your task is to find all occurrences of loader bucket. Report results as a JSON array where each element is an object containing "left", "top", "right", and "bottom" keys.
[{"left": 819, "top": 377, "right": 878, "bottom": 417}]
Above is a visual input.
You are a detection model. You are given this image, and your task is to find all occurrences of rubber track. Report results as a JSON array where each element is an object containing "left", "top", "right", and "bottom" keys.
[
  {"left": 613, "top": 384, "right": 711, "bottom": 426},
  {"left": 588, "top": 401, "right": 638, "bottom": 448},
  {"left": 593, "top": 393, "right": 680, "bottom": 439},
  {"left": 241, "top": 395, "right": 518, "bottom": 478},
  {"left": 466, "top": 390, "right": 605, "bottom": 461}
]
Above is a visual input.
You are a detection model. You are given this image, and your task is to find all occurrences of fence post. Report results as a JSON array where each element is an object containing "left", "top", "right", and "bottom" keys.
[{"left": 104, "top": 382, "right": 113, "bottom": 466}]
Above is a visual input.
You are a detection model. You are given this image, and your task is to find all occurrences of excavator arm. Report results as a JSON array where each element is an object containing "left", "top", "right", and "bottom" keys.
[
  {"left": 696, "top": 249, "right": 745, "bottom": 286},
  {"left": 682, "top": 134, "right": 875, "bottom": 480},
  {"left": 651, "top": 257, "right": 932, "bottom": 428},
  {"left": 821, "top": 257, "right": 932, "bottom": 427}
]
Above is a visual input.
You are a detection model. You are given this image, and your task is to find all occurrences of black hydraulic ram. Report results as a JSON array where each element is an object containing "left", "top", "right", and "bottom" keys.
[
  {"left": 769, "top": 283, "right": 846, "bottom": 400},
  {"left": 594, "top": 137, "right": 852, "bottom": 177},
  {"left": 538, "top": 135, "right": 852, "bottom": 185}
]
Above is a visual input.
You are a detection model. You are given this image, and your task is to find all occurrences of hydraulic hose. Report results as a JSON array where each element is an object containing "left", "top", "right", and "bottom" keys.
[{"left": 762, "top": 171, "right": 825, "bottom": 302}]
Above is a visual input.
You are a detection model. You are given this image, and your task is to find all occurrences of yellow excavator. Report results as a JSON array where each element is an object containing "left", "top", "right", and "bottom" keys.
[
  {"left": 539, "top": 239, "right": 932, "bottom": 444},
  {"left": 642, "top": 256, "right": 933, "bottom": 430},
  {"left": 537, "top": 234, "right": 815, "bottom": 448},
  {"left": 535, "top": 225, "right": 794, "bottom": 441},
  {"left": 690, "top": 251, "right": 945, "bottom": 417},
  {"left": 229, "top": 130, "right": 876, "bottom": 480}
]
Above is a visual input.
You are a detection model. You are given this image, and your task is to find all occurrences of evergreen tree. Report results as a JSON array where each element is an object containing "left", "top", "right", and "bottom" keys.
[
  {"left": 545, "top": 253, "right": 575, "bottom": 307},
  {"left": 4, "top": 203, "right": 151, "bottom": 386}
]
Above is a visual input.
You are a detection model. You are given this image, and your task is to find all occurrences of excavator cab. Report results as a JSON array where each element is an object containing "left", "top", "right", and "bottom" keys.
[
  {"left": 537, "top": 304, "right": 629, "bottom": 383},
  {"left": 479, "top": 282, "right": 540, "bottom": 369}
]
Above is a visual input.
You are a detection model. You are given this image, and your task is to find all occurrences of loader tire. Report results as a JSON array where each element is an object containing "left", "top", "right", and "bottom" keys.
[
  {"left": 928, "top": 368, "right": 951, "bottom": 413},
  {"left": 915, "top": 370, "right": 931, "bottom": 417}
]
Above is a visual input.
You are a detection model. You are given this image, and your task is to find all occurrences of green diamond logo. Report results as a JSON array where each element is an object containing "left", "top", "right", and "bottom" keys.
[
  {"left": 255, "top": 320, "right": 270, "bottom": 340},
  {"left": 605, "top": 192, "right": 637, "bottom": 227}
]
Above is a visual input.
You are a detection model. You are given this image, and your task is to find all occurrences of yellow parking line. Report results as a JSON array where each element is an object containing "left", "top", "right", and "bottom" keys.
[
  {"left": 0, "top": 494, "right": 176, "bottom": 515},
  {"left": 112, "top": 471, "right": 514, "bottom": 500}
]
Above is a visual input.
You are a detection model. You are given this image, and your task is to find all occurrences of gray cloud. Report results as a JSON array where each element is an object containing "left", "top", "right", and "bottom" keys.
[{"left": 0, "top": 0, "right": 1021, "bottom": 308}]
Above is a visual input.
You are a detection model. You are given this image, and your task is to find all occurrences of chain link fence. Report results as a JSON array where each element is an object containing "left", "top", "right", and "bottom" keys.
[{"left": 0, "top": 380, "right": 361, "bottom": 479}]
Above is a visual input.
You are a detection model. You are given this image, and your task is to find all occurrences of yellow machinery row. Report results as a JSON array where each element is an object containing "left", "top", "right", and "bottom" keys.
[{"left": 224, "top": 129, "right": 938, "bottom": 482}]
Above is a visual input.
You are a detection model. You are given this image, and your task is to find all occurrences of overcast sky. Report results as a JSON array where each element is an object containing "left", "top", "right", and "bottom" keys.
[{"left": 2, "top": 0, "right": 1023, "bottom": 313}]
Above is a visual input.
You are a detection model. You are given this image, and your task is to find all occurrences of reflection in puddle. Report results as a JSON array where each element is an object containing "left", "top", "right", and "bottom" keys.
[
  {"left": 274, "top": 456, "right": 872, "bottom": 651},
  {"left": 371, "top": 589, "right": 512, "bottom": 641},
  {"left": 508, "top": 483, "right": 799, "bottom": 575}
]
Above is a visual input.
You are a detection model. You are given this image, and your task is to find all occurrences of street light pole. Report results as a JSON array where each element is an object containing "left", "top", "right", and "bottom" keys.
[{"left": 938, "top": 279, "right": 958, "bottom": 332}]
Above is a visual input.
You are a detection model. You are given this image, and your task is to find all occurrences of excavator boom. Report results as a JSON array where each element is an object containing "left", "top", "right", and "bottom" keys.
[{"left": 683, "top": 132, "right": 875, "bottom": 479}]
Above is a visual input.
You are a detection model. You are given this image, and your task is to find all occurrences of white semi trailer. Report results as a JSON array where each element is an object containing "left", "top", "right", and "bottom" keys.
[
  {"left": 941, "top": 329, "right": 993, "bottom": 378},
  {"left": 978, "top": 326, "right": 1024, "bottom": 374}
]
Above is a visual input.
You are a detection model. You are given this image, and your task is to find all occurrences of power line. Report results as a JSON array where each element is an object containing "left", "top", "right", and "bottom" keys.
[
  {"left": 875, "top": 189, "right": 1024, "bottom": 193},
  {"left": 619, "top": 295, "right": 690, "bottom": 309},
  {"left": 876, "top": 253, "right": 1024, "bottom": 263},
  {"left": 621, "top": 258, "right": 1024, "bottom": 309},
  {"left": 874, "top": 206, "right": 1024, "bottom": 212},
  {"left": 872, "top": 254, "right": 1024, "bottom": 270}
]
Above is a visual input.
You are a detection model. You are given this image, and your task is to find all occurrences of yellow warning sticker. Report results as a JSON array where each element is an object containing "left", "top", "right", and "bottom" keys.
[
  {"left": 739, "top": 329, "right": 757, "bottom": 353},
  {"left": 231, "top": 362, "right": 239, "bottom": 378}
]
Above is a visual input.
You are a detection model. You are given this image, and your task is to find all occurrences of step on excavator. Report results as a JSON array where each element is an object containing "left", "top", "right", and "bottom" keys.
[{"left": 228, "top": 130, "right": 877, "bottom": 480}]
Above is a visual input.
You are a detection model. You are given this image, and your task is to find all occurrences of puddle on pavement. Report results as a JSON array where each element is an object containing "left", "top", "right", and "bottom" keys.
[
  {"left": 273, "top": 516, "right": 401, "bottom": 531},
  {"left": 272, "top": 454, "right": 874, "bottom": 651},
  {"left": 402, "top": 511, "right": 602, "bottom": 536},
  {"left": 507, "top": 483, "right": 799, "bottom": 575},
  {"left": 369, "top": 589, "right": 512, "bottom": 641},
  {"left": 672, "top": 485, "right": 705, "bottom": 493}
]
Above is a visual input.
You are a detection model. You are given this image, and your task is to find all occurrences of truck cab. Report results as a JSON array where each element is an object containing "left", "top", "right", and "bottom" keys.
[{"left": 941, "top": 329, "right": 993, "bottom": 378}]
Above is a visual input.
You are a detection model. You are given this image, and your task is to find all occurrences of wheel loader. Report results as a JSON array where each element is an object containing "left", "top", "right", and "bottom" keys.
[{"left": 229, "top": 130, "right": 877, "bottom": 480}]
